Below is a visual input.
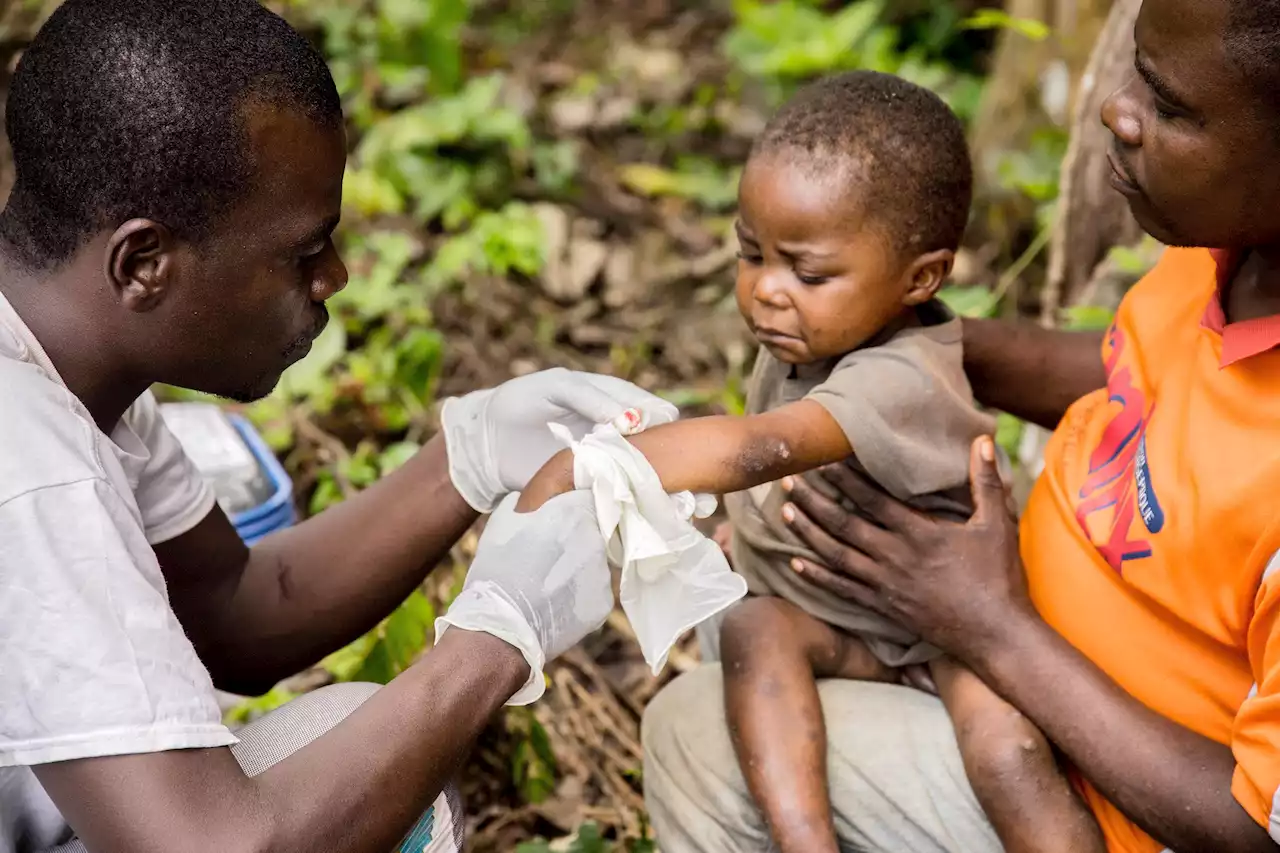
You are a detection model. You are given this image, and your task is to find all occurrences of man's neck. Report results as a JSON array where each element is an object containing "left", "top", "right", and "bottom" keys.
[{"left": 0, "top": 250, "right": 148, "bottom": 433}]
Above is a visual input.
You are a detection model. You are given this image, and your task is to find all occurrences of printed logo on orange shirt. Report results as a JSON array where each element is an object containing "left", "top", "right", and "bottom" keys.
[{"left": 1074, "top": 323, "right": 1159, "bottom": 571}]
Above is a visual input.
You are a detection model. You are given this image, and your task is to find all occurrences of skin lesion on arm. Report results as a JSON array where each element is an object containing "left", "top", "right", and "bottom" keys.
[{"left": 515, "top": 400, "right": 853, "bottom": 513}]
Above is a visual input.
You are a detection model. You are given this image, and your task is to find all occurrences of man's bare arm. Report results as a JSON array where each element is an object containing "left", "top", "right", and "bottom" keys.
[
  {"left": 961, "top": 318, "right": 1107, "bottom": 428},
  {"left": 36, "top": 629, "right": 526, "bottom": 853},
  {"left": 157, "top": 434, "right": 477, "bottom": 695},
  {"left": 517, "top": 400, "right": 853, "bottom": 512}
]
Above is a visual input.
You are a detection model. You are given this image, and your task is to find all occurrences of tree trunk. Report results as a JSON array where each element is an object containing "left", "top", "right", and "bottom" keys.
[{"left": 1041, "top": 0, "right": 1145, "bottom": 322}]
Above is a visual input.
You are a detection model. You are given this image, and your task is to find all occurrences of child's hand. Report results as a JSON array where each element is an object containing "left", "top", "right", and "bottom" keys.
[{"left": 514, "top": 449, "right": 576, "bottom": 513}]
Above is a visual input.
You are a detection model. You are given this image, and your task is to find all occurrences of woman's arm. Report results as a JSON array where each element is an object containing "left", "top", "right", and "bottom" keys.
[
  {"left": 780, "top": 443, "right": 1276, "bottom": 853},
  {"left": 516, "top": 400, "right": 851, "bottom": 511},
  {"left": 961, "top": 318, "right": 1106, "bottom": 429}
]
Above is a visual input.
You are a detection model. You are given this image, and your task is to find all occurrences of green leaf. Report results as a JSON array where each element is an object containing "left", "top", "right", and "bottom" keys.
[
  {"left": 568, "top": 823, "right": 607, "bottom": 853},
  {"left": 995, "top": 412, "right": 1026, "bottom": 462},
  {"left": 351, "top": 639, "right": 397, "bottom": 685},
  {"left": 510, "top": 708, "right": 559, "bottom": 805},
  {"left": 961, "top": 8, "right": 1051, "bottom": 41},
  {"left": 382, "top": 590, "right": 434, "bottom": 672},
  {"left": 379, "top": 441, "right": 421, "bottom": 474},
  {"left": 1061, "top": 304, "right": 1116, "bottom": 332},
  {"left": 224, "top": 684, "right": 297, "bottom": 726},
  {"left": 937, "top": 285, "right": 998, "bottom": 319},
  {"left": 320, "top": 632, "right": 379, "bottom": 682}
]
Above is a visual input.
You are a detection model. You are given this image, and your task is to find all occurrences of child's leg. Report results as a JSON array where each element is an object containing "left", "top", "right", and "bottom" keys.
[
  {"left": 932, "top": 658, "right": 1106, "bottom": 853},
  {"left": 720, "top": 597, "right": 896, "bottom": 853}
]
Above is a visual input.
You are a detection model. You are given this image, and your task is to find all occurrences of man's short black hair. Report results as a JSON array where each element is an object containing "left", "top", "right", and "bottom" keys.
[
  {"left": 1226, "top": 0, "right": 1280, "bottom": 126},
  {"left": 752, "top": 70, "right": 973, "bottom": 257},
  {"left": 0, "top": 0, "right": 342, "bottom": 269}
]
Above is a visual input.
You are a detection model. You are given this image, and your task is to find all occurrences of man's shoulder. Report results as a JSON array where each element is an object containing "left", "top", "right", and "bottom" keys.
[{"left": 0, "top": 352, "right": 102, "bottom": 507}]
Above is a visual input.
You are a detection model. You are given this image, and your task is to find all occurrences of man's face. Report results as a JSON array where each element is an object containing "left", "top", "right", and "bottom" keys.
[
  {"left": 159, "top": 103, "right": 349, "bottom": 402},
  {"left": 1101, "top": 0, "right": 1280, "bottom": 249}
]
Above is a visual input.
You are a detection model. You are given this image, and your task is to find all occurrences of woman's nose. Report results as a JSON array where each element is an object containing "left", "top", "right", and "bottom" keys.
[{"left": 1101, "top": 73, "right": 1142, "bottom": 149}]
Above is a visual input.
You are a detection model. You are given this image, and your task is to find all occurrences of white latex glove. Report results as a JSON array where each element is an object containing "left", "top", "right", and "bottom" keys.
[
  {"left": 441, "top": 368, "right": 679, "bottom": 513},
  {"left": 434, "top": 491, "right": 614, "bottom": 705}
]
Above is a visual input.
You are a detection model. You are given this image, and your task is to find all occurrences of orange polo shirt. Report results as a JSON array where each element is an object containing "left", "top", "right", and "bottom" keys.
[{"left": 1022, "top": 247, "right": 1280, "bottom": 852}]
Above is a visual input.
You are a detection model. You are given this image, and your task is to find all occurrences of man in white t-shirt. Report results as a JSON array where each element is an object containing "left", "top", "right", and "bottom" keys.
[{"left": 0, "top": 2, "right": 671, "bottom": 852}]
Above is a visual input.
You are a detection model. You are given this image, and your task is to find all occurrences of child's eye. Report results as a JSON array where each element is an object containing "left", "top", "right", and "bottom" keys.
[
  {"left": 736, "top": 250, "right": 763, "bottom": 265},
  {"left": 797, "top": 273, "right": 830, "bottom": 286}
]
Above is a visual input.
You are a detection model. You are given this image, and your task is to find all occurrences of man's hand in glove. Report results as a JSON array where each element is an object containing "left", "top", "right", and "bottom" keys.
[
  {"left": 441, "top": 368, "right": 678, "bottom": 513},
  {"left": 435, "top": 490, "right": 613, "bottom": 704}
]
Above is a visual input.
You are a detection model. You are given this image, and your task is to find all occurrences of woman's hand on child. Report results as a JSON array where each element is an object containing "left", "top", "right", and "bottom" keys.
[{"left": 777, "top": 436, "right": 1037, "bottom": 670}]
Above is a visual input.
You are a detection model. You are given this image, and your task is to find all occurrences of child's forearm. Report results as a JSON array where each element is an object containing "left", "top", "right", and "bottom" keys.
[{"left": 515, "top": 401, "right": 852, "bottom": 512}]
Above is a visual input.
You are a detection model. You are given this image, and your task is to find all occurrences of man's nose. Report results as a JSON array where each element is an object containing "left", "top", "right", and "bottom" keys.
[
  {"left": 311, "top": 249, "right": 349, "bottom": 302},
  {"left": 1101, "top": 73, "right": 1142, "bottom": 149}
]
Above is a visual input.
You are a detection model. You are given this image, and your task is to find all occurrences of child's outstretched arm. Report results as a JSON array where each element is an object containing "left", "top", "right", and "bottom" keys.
[{"left": 516, "top": 399, "right": 850, "bottom": 512}]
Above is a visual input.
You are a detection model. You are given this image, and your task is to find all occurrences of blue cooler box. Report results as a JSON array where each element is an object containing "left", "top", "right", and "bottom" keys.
[{"left": 159, "top": 402, "right": 297, "bottom": 545}]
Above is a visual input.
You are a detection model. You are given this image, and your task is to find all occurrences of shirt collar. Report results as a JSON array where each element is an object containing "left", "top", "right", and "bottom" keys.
[{"left": 1201, "top": 249, "right": 1280, "bottom": 367}]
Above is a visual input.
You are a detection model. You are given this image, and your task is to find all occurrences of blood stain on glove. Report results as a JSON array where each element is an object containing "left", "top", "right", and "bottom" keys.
[{"left": 612, "top": 407, "right": 644, "bottom": 436}]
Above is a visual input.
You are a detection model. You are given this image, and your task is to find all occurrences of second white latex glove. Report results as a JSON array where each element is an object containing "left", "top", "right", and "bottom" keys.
[
  {"left": 435, "top": 491, "right": 614, "bottom": 705},
  {"left": 441, "top": 368, "right": 679, "bottom": 513}
]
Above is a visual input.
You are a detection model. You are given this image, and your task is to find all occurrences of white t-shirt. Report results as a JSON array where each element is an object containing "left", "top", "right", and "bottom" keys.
[{"left": 0, "top": 290, "right": 235, "bottom": 852}]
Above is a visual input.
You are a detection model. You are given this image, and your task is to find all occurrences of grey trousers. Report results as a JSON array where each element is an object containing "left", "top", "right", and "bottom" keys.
[
  {"left": 646, "top": 617, "right": 1003, "bottom": 853},
  {"left": 45, "top": 682, "right": 464, "bottom": 853}
]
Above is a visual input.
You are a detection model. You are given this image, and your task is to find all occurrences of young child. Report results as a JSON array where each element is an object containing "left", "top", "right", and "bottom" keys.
[{"left": 518, "top": 71, "right": 1104, "bottom": 853}]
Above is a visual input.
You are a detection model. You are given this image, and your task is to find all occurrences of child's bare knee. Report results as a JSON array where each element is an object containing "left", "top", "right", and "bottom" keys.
[
  {"left": 720, "top": 597, "right": 796, "bottom": 661},
  {"left": 957, "top": 707, "right": 1057, "bottom": 789}
]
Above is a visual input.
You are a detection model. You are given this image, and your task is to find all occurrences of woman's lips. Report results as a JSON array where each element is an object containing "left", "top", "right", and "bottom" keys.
[{"left": 1107, "top": 152, "right": 1142, "bottom": 197}]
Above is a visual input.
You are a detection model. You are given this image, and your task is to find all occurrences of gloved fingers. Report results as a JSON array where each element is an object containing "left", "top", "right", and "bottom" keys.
[{"left": 569, "top": 373, "right": 679, "bottom": 430}]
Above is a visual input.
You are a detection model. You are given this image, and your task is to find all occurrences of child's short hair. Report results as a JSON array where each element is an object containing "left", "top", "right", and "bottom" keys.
[{"left": 753, "top": 70, "right": 973, "bottom": 257}]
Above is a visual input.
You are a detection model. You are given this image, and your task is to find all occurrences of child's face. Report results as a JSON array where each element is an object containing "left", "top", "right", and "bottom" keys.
[{"left": 734, "top": 155, "right": 925, "bottom": 365}]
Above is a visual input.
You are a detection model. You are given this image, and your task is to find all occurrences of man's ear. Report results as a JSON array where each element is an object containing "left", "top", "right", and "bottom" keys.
[
  {"left": 104, "top": 219, "right": 176, "bottom": 313},
  {"left": 902, "top": 248, "right": 954, "bottom": 306}
]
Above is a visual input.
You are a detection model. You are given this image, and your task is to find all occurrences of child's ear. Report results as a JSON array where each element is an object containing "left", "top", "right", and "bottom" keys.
[{"left": 902, "top": 249, "right": 954, "bottom": 306}]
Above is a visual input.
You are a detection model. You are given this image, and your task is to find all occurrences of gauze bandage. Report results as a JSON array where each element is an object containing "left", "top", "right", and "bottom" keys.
[{"left": 548, "top": 421, "right": 748, "bottom": 674}]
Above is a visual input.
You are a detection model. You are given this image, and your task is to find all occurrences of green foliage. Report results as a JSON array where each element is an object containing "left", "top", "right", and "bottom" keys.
[
  {"left": 937, "top": 285, "right": 999, "bottom": 319},
  {"left": 960, "top": 8, "right": 1051, "bottom": 42},
  {"left": 320, "top": 589, "right": 437, "bottom": 684},
  {"left": 721, "top": 0, "right": 984, "bottom": 120},
  {"left": 422, "top": 202, "right": 547, "bottom": 290},
  {"left": 995, "top": 411, "right": 1025, "bottom": 464},
  {"left": 517, "top": 823, "right": 656, "bottom": 853},
  {"left": 994, "top": 128, "right": 1070, "bottom": 204},
  {"left": 284, "top": 0, "right": 469, "bottom": 125},
  {"left": 345, "top": 73, "right": 533, "bottom": 227},
  {"left": 225, "top": 684, "right": 299, "bottom": 725},
  {"left": 508, "top": 707, "right": 558, "bottom": 804},
  {"left": 618, "top": 159, "right": 742, "bottom": 211}
]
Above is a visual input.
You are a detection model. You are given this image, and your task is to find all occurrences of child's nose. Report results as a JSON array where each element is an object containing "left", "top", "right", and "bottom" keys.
[{"left": 753, "top": 269, "right": 791, "bottom": 307}]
